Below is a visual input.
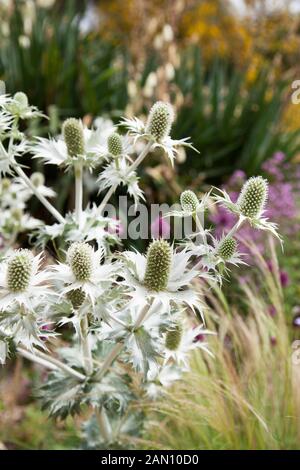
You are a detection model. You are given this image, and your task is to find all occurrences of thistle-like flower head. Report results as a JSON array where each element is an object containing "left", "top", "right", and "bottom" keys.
[
  {"left": 144, "top": 240, "right": 172, "bottom": 292},
  {"left": 62, "top": 118, "right": 85, "bottom": 158},
  {"left": 66, "top": 288, "right": 86, "bottom": 310},
  {"left": 165, "top": 322, "right": 183, "bottom": 351},
  {"left": 6, "top": 249, "right": 33, "bottom": 292},
  {"left": 217, "top": 237, "right": 237, "bottom": 261},
  {"left": 237, "top": 176, "right": 268, "bottom": 219},
  {"left": 67, "top": 242, "right": 93, "bottom": 282},
  {"left": 107, "top": 132, "right": 123, "bottom": 157},
  {"left": 146, "top": 101, "right": 174, "bottom": 141},
  {"left": 180, "top": 190, "right": 199, "bottom": 213}
]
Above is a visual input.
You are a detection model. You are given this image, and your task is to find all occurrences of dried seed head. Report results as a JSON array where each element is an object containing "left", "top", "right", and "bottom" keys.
[
  {"left": 107, "top": 132, "right": 123, "bottom": 157},
  {"left": 13, "top": 91, "right": 28, "bottom": 109},
  {"left": 217, "top": 237, "right": 237, "bottom": 260},
  {"left": 165, "top": 322, "right": 183, "bottom": 351},
  {"left": 66, "top": 288, "right": 86, "bottom": 310},
  {"left": 67, "top": 242, "right": 93, "bottom": 282},
  {"left": 146, "top": 101, "right": 174, "bottom": 141},
  {"left": 180, "top": 190, "right": 199, "bottom": 213},
  {"left": 144, "top": 240, "right": 172, "bottom": 292},
  {"left": 7, "top": 249, "right": 33, "bottom": 292},
  {"left": 62, "top": 118, "right": 85, "bottom": 158},
  {"left": 237, "top": 176, "right": 268, "bottom": 218},
  {"left": 30, "top": 172, "right": 45, "bottom": 187}
]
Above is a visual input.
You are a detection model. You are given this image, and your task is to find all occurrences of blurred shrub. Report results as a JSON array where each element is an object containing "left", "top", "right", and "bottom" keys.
[
  {"left": 174, "top": 48, "right": 300, "bottom": 179},
  {"left": 0, "top": 0, "right": 128, "bottom": 118}
]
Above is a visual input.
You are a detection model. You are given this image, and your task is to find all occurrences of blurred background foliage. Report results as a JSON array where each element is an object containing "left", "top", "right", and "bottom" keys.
[
  {"left": 1, "top": 0, "right": 300, "bottom": 450},
  {"left": 1, "top": 0, "right": 300, "bottom": 178}
]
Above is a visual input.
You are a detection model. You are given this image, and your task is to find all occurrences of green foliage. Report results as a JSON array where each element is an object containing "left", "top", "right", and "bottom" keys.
[
  {"left": 0, "top": 1, "right": 128, "bottom": 118},
  {"left": 174, "top": 48, "right": 300, "bottom": 179}
]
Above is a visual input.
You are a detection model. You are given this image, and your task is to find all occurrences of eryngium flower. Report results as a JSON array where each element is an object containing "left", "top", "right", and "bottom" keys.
[
  {"left": 165, "top": 323, "right": 183, "bottom": 351},
  {"left": 67, "top": 242, "right": 93, "bottom": 282},
  {"left": 7, "top": 249, "right": 33, "bottom": 292},
  {"left": 66, "top": 288, "right": 86, "bottom": 309},
  {"left": 107, "top": 132, "right": 123, "bottom": 157},
  {"left": 146, "top": 101, "right": 174, "bottom": 141},
  {"left": 237, "top": 176, "right": 268, "bottom": 218},
  {"left": 217, "top": 237, "right": 237, "bottom": 261},
  {"left": 62, "top": 118, "right": 85, "bottom": 158},
  {"left": 180, "top": 190, "right": 199, "bottom": 213},
  {"left": 144, "top": 240, "right": 172, "bottom": 292}
]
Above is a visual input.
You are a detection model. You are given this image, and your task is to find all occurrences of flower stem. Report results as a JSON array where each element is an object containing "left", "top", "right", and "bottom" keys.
[
  {"left": 97, "top": 408, "right": 112, "bottom": 442},
  {"left": 74, "top": 163, "right": 83, "bottom": 226},
  {"left": 225, "top": 218, "right": 244, "bottom": 240},
  {"left": 97, "top": 141, "right": 152, "bottom": 216},
  {"left": 193, "top": 212, "right": 207, "bottom": 245},
  {"left": 17, "top": 346, "right": 86, "bottom": 381},
  {"left": 79, "top": 314, "right": 93, "bottom": 375},
  {"left": 14, "top": 165, "right": 65, "bottom": 224}
]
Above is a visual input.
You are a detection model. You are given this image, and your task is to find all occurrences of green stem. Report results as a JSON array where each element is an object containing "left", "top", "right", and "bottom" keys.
[
  {"left": 74, "top": 163, "right": 83, "bottom": 226},
  {"left": 17, "top": 346, "right": 86, "bottom": 381},
  {"left": 80, "top": 314, "right": 93, "bottom": 375}
]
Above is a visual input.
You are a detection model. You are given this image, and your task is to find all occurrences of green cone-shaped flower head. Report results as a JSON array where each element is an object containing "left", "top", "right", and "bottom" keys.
[
  {"left": 237, "top": 176, "right": 268, "bottom": 218},
  {"left": 7, "top": 249, "right": 33, "bottom": 292},
  {"left": 62, "top": 118, "right": 85, "bottom": 158},
  {"left": 146, "top": 101, "right": 174, "bottom": 141},
  {"left": 107, "top": 132, "right": 123, "bottom": 157},
  {"left": 13, "top": 91, "right": 29, "bottom": 109},
  {"left": 165, "top": 322, "right": 183, "bottom": 351},
  {"left": 67, "top": 242, "right": 93, "bottom": 282},
  {"left": 180, "top": 190, "right": 199, "bottom": 213},
  {"left": 66, "top": 288, "right": 86, "bottom": 310},
  {"left": 217, "top": 237, "right": 237, "bottom": 260},
  {"left": 144, "top": 240, "right": 172, "bottom": 292},
  {"left": 30, "top": 172, "right": 45, "bottom": 187}
]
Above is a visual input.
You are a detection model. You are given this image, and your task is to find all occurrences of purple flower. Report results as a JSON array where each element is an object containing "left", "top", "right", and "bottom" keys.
[{"left": 280, "top": 271, "right": 289, "bottom": 287}]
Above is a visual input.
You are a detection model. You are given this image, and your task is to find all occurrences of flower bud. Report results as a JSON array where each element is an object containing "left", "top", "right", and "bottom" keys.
[
  {"left": 146, "top": 101, "right": 174, "bottom": 141},
  {"left": 66, "top": 288, "right": 86, "bottom": 310},
  {"left": 67, "top": 242, "right": 93, "bottom": 282},
  {"left": 144, "top": 240, "right": 172, "bottom": 292},
  {"left": 7, "top": 249, "right": 33, "bottom": 292},
  {"left": 165, "top": 322, "right": 183, "bottom": 350},
  {"left": 180, "top": 190, "right": 199, "bottom": 213},
  {"left": 107, "top": 132, "right": 123, "bottom": 157},
  {"left": 62, "top": 118, "right": 85, "bottom": 158},
  {"left": 30, "top": 172, "right": 45, "bottom": 188},
  {"left": 217, "top": 237, "right": 237, "bottom": 260},
  {"left": 237, "top": 176, "right": 268, "bottom": 218},
  {"left": 13, "top": 91, "right": 29, "bottom": 109}
]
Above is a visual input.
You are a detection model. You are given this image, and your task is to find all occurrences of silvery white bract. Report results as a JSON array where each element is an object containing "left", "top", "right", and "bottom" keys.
[
  {"left": 31, "top": 118, "right": 116, "bottom": 169},
  {"left": 120, "top": 101, "right": 199, "bottom": 166},
  {"left": 0, "top": 91, "right": 281, "bottom": 449}
]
